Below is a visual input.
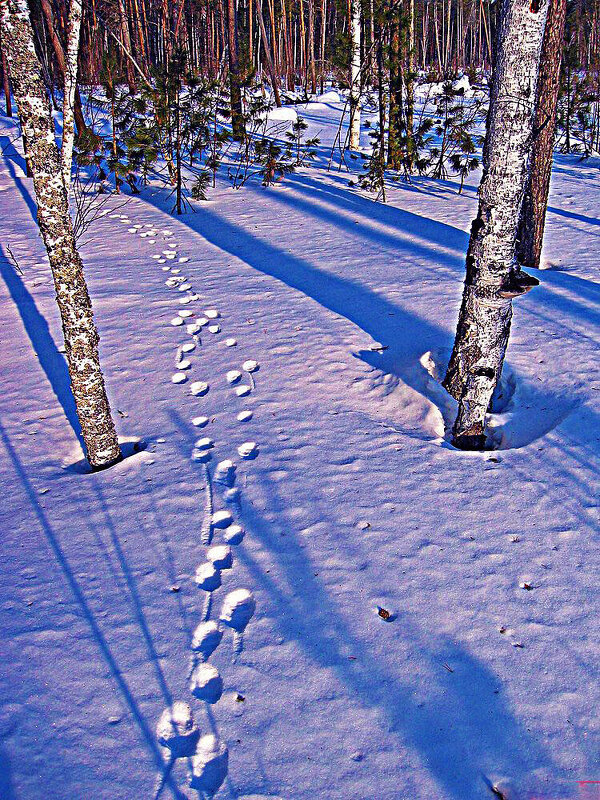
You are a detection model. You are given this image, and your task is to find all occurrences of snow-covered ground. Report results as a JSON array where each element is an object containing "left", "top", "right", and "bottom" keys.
[{"left": 0, "top": 95, "right": 599, "bottom": 800}]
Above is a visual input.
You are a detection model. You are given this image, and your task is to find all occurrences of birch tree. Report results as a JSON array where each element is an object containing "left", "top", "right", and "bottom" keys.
[
  {"left": 443, "top": 0, "right": 549, "bottom": 450},
  {"left": 1, "top": 0, "right": 122, "bottom": 469},
  {"left": 348, "top": 0, "right": 361, "bottom": 150},
  {"left": 61, "top": 0, "right": 83, "bottom": 192}
]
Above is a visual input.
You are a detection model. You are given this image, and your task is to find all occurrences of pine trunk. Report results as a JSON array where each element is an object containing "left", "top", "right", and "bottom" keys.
[
  {"left": 0, "top": 28, "right": 11, "bottom": 116},
  {"left": 225, "top": 0, "right": 245, "bottom": 139},
  {"left": 516, "top": 0, "right": 567, "bottom": 269},
  {"left": 388, "top": 13, "right": 404, "bottom": 169},
  {"left": 1, "top": 0, "right": 121, "bottom": 469},
  {"left": 443, "top": 0, "right": 549, "bottom": 449}
]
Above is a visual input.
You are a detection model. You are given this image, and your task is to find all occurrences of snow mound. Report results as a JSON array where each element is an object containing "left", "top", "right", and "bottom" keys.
[
  {"left": 267, "top": 106, "right": 298, "bottom": 123},
  {"left": 315, "top": 90, "right": 342, "bottom": 104}
]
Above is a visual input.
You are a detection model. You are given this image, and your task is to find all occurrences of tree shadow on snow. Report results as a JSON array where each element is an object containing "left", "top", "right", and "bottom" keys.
[
  {"left": 0, "top": 135, "right": 38, "bottom": 222},
  {"left": 141, "top": 180, "right": 588, "bottom": 452},
  {"left": 0, "top": 248, "right": 84, "bottom": 450},
  {"left": 0, "top": 745, "right": 16, "bottom": 800},
  {"left": 166, "top": 411, "right": 575, "bottom": 800},
  {"left": 0, "top": 420, "right": 189, "bottom": 800}
]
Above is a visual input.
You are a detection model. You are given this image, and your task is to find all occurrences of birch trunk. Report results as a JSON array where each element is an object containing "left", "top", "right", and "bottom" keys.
[
  {"left": 39, "top": 0, "right": 87, "bottom": 137},
  {"left": 1, "top": 0, "right": 121, "bottom": 469},
  {"left": 443, "top": 0, "right": 548, "bottom": 449},
  {"left": 516, "top": 0, "right": 567, "bottom": 269},
  {"left": 348, "top": 0, "right": 361, "bottom": 150},
  {"left": 61, "top": 0, "right": 82, "bottom": 192}
]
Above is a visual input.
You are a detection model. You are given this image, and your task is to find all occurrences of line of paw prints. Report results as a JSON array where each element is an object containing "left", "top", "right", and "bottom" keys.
[{"left": 112, "top": 211, "right": 258, "bottom": 797}]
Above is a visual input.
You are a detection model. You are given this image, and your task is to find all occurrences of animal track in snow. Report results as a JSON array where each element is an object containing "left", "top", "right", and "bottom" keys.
[
  {"left": 190, "top": 734, "right": 228, "bottom": 797},
  {"left": 221, "top": 589, "right": 256, "bottom": 658},
  {"left": 207, "top": 545, "right": 233, "bottom": 570},
  {"left": 212, "top": 509, "right": 233, "bottom": 528},
  {"left": 156, "top": 702, "right": 199, "bottom": 758},
  {"left": 191, "top": 620, "right": 223, "bottom": 661},
  {"left": 113, "top": 207, "right": 260, "bottom": 795},
  {"left": 192, "top": 449, "right": 212, "bottom": 464},
  {"left": 214, "top": 460, "right": 236, "bottom": 486},
  {"left": 189, "top": 663, "right": 223, "bottom": 704},
  {"left": 190, "top": 381, "right": 209, "bottom": 397},
  {"left": 224, "top": 488, "right": 241, "bottom": 505},
  {"left": 238, "top": 442, "right": 258, "bottom": 459},
  {"left": 195, "top": 562, "right": 221, "bottom": 592},
  {"left": 223, "top": 524, "right": 245, "bottom": 545}
]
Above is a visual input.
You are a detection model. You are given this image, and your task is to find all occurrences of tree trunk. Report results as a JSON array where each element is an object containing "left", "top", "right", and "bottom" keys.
[
  {"left": 443, "top": 0, "right": 549, "bottom": 449},
  {"left": 257, "top": 0, "right": 282, "bottom": 106},
  {"left": 118, "top": 0, "right": 136, "bottom": 90},
  {"left": 1, "top": 0, "right": 121, "bottom": 469},
  {"left": 348, "top": 0, "right": 361, "bottom": 149},
  {"left": 516, "top": 0, "right": 567, "bottom": 269},
  {"left": 0, "top": 29, "right": 11, "bottom": 116},
  {"left": 225, "top": 0, "right": 245, "bottom": 139},
  {"left": 388, "top": 10, "right": 404, "bottom": 169},
  {"left": 39, "top": 0, "right": 87, "bottom": 136},
  {"left": 61, "top": 0, "right": 82, "bottom": 192}
]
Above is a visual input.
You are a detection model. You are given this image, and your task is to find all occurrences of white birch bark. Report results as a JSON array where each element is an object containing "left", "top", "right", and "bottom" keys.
[
  {"left": 61, "top": 0, "right": 82, "bottom": 192},
  {"left": 348, "top": 0, "right": 361, "bottom": 150},
  {"left": 443, "top": 0, "right": 548, "bottom": 449},
  {"left": 1, "top": 0, "right": 121, "bottom": 469}
]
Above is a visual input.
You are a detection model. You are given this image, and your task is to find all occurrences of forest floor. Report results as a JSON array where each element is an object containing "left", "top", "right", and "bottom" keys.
[{"left": 0, "top": 94, "right": 599, "bottom": 800}]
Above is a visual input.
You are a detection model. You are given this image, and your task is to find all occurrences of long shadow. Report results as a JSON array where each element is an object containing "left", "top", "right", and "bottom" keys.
[
  {"left": 0, "top": 421, "right": 187, "bottom": 800},
  {"left": 0, "top": 135, "right": 38, "bottom": 222},
  {"left": 143, "top": 184, "right": 456, "bottom": 394},
  {"left": 168, "top": 410, "right": 560, "bottom": 799},
  {"left": 0, "top": 745, "right": 15, "bottom": 800},
  {"left": 91, "top": 482, "right": 175, "bottom": 707},
  {"left": 142, "top": 183, "right": 584, "bottom": 450},
  {"left": 547, "top": 205, "right": 600, "bottom": 228},
  {"left": 0, "top": 250, "right": 84, "bottom": 449}
]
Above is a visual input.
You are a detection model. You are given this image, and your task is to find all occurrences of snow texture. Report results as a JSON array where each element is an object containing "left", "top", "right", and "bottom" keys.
[{"left": 0, "top": 93, "right": 598, "bottom": 800}]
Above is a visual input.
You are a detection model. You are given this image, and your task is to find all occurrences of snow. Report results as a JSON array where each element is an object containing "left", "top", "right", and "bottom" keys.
[
  {"left": 265, "top": 106, "right": 298, "bottom": 123},
  {"left": 0, "top": 94, "right": 599, "bottom": 800}
]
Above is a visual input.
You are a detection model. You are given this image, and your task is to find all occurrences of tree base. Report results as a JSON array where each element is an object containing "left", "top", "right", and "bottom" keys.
[
  {"left": 451, "top": 433, "right": 487, "bottom": 451},
  {"left": 90, "top": 451, "right": 124, "bottom": 472}
]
